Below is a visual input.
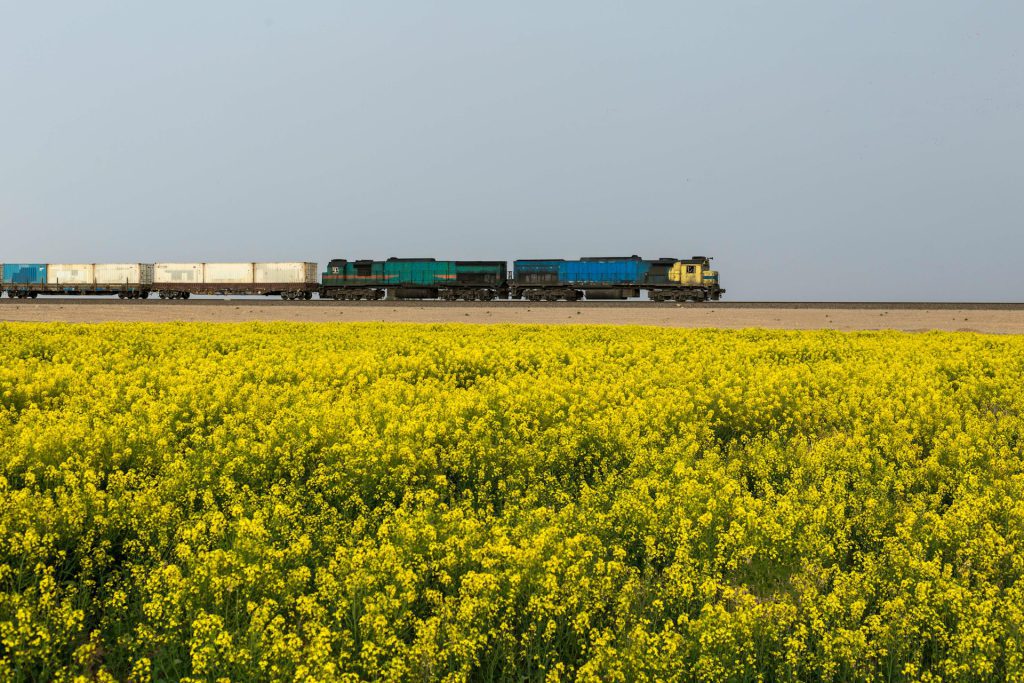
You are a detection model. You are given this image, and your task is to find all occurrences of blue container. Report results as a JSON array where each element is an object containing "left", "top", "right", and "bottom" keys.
[{"left": 2, "top": 263, "right": 47, "bottom": 285}]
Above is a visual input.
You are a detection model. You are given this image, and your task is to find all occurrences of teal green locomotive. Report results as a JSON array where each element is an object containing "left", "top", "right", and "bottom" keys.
[{"left": 320, "top": 258, "right": 509, "bottom": 300}]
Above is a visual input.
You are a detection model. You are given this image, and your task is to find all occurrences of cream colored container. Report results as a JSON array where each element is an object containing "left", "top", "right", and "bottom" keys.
[
  {"left": 46, "top": 264, "right": 94, "bottom": 285},
  {"left": 254, "top": 262, "right": 317, "bottom": 284},
  {"left": 154, "top": 263, "right": 204, "bottom": 284},
  {"left": 202, "top": 263, "right": 254, "bottom": 284},
  {"left": 94, "top": 263, "right": 154, "bottom": 285}
]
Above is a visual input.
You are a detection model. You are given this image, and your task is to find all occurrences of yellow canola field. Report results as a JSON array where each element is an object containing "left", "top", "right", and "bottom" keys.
[{"left": 2, "top": 323, "right": 1024, "bottom": 682}]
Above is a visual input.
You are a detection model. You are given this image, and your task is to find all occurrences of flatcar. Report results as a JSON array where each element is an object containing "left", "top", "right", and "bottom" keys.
[
  {"left": 320, "top": 258, "right": 509, "bottom": 301},
  {"left": 153, "top": 262, "right": 317, "bottom": 300},
  {"left": 2, "top": 263, "right": 153, "bottom": 299}
]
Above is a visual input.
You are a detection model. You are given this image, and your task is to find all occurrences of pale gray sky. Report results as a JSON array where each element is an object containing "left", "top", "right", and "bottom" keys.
[{"left": 1, "top": 2, "right": 1021, "bottom": 300}]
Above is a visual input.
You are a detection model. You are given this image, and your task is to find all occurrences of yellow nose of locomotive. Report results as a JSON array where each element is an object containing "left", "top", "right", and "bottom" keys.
[
  {"left": 668, "top": 259, "right": 705, "bottom": 285},
  {"left": 664, "top": 256, "right": 723, "bottom": 301}
]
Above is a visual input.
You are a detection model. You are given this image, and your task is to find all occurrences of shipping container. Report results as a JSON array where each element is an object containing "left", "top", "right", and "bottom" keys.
[
  {"left": 47, "top": 264, "right": 94, "bottom": 285},
  {"left": 154, "top": 263, "right": 204, "bottom": 284},
  {"left": 203, "top": 263, "right": 254, "bottom": 284},
  {"left": 2, "top": 263, "right": 47, "bottom": 284},
  {"left": 254, "top": 262, "right": 317, "bottom": 284},
  {"left": 94, "top": 263, "right": 154, "bottom": 285}
]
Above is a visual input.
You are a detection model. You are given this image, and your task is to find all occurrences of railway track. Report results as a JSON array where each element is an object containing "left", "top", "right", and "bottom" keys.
[{"left": 1, "top": 299, "right": 1023, "bottom": 310}]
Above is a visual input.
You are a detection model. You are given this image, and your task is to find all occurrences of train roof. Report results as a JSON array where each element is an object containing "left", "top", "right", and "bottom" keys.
[{"left": 515, "top": 256, "right": 643, "bottom": 263}]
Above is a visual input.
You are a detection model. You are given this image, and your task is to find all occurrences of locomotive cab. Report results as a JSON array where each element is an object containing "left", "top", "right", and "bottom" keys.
[
  {"left": 669, "top": 256, "right": 712, "bottom": 285},
  {"left": 646, "top": 256, "right": 724, "bottom": 302}
]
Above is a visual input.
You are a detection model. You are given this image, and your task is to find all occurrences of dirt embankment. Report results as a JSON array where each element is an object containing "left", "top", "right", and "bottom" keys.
[{"left": 1, "top": 301, "right": 1023, "bottom": 333}]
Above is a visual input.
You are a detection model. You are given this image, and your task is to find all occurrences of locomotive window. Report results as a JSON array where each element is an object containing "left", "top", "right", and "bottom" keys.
[{"left": 686, "top": 265, "right": 696, "bottom": 274}]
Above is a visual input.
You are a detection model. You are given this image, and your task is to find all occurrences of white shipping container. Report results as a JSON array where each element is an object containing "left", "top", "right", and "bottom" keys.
[
  {"left": 94, "top": 263, "right": 154, "bottom": 285},
  {"left": 47, "top": 264, "right": 94, "bottom": 285},
  {"left": 254, "top": 262, "right": 318, "bottom": 284},
  {"left": 203, "top": 263, "right": 254, "bottom": 284},
  {"left": 155, "top": 263, "right": 204, "bottom": 284}
]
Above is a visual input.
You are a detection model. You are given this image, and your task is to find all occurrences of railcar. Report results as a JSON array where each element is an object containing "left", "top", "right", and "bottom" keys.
[
  {"left": 320, "top": 258, "right": 509, "bottom": 300},
  {"left": 2, "top": 263, "right": 153, "bottom": 299},
  {"left": 512, "top": 256, "right": 644, "bottom": 301},
  {"left": 510, "top": 256, "right": 723, "bottom": 301},
  {"left": 153, "top": 263, "right": 318, "bottom": 299}
]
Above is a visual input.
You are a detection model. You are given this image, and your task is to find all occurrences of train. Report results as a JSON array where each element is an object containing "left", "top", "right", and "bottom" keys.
[{"left": 1, "top": 256, "right": 723, "bottom": 302}]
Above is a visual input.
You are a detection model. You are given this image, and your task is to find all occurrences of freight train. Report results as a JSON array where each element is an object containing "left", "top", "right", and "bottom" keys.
[{"left": 1, "top": 256, "right": 723, "bottom": 302}]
